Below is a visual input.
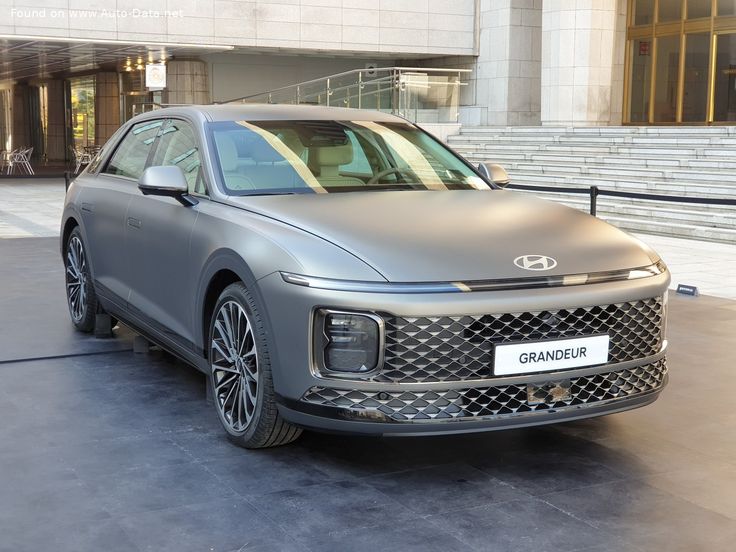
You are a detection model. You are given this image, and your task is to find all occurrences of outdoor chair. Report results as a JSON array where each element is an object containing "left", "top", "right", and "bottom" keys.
[
  {"left": 71, "top": 146, "right": 94, "bottom": 174},
  {"left": 5, "top": 147, "right": 34, "bottom": 175}
]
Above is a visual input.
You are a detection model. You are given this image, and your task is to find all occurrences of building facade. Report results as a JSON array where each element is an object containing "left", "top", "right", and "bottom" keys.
[{"left": 0, "top": 0, "right": 735, "bottom": 163}]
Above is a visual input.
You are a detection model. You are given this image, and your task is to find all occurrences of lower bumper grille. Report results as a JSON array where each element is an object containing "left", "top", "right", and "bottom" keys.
[{"left": 302, "top": 359, "right": 667, "bottom": 423}]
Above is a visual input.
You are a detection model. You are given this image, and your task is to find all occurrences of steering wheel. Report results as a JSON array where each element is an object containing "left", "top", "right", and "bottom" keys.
[{"left": 367, "top": 167, "right": 419, "bottom": 185}]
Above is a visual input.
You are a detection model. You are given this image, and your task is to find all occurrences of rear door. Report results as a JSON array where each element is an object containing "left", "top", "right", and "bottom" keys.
[
  {"left": 125, "top": 118, "right": 205, "bottom": 349},
  {"left": 81, "top": 119, "right": 163, "bottom": 303}
]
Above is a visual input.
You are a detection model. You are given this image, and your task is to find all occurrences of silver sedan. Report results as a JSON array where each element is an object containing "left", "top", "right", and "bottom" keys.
[{"left": 61, "top": 105, "right": 669, "bottom": 448}]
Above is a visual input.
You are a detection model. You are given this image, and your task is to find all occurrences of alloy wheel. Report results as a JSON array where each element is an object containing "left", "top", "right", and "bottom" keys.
[
  {"left": 211, "top": 300, "right": 259, "bottom": 432},
  {"left": 65, "top": 235, "right": 88, "bottom": 323}
]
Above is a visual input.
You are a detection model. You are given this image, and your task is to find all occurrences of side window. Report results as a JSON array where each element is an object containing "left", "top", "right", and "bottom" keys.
[
  {"left": 150, "top": 119, "right": 204, "bottom": 195},
  {"left": 104, "top": 120, "right": 163, "bottom": 179},
  {"left": 339, "top": 130, "right": 372, "bottom": 175},
  {"left": 87, "top": 125, "right": 125, "bottom": 173}
]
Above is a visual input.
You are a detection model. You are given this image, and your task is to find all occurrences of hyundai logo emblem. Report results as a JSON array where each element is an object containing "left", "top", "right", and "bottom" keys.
[{"left": 514, "top": 254, "right": 558, "bottom": 271}]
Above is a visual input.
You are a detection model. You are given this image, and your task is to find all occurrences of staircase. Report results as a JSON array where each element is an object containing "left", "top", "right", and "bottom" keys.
[{"left": 447, "top": 126, "right": 736, "bottom": 243}]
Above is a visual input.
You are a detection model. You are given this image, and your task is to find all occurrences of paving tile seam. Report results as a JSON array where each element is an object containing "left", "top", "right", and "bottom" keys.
[
  {"left": 239, "top": 490, "right": 330, "bottom": 550},
  {"left": 463, "top": 464, "right": 540, "bottom": 497},
  {"left": 240, "top": 479, "right": 418, "bottom": 544},
  {"left": 419, "top": 496, "right": 604, "bottom": 552},
  {"left": 622, "top": 472, "right": 736, "bottom": 523},
  {"left": 535, "top": 495, "right": 651, "bottom": 552},
  {"left": 537, "top": 493, "right": 613, "bottom": 530},
  {"left": 468, "top": 457, "right": 633, "bottom": 496},
  {"left": 537, "top": 476, "right": 736, "bottom": 540},
  {"left": 632, "top": 429, "right": 736, "bottom": 467},
  {"left": 357, "top": 460, "right": 493, "bottom": 482}
]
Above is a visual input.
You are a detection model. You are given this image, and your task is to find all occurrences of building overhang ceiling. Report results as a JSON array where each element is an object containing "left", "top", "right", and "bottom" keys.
[{"left": 0, "top": 35, "right": 233, "bottom": 82}]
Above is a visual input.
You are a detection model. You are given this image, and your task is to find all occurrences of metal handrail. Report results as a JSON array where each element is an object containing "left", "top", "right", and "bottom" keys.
[
  {"left": 130, "top": 102, "right": 192, "bottom": 117},
  {"left": 507, "top": 183, "right": 736, "bottom": 216},
  {"left": 219, "top": 66, "right": 471, "bottom": 104}
]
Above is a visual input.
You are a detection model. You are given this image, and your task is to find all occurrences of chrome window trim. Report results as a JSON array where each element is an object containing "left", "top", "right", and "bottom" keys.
[{"left": 281, "top": 261, "right": 667, "bottom": 294}]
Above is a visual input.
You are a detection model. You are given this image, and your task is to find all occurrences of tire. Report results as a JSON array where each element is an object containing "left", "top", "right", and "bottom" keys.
[
  {"left": 64, "top": 227, "right": 99, "bottom": 333},
  {"left": 208, "top": 282, "right": 302, "bottom": 449}
]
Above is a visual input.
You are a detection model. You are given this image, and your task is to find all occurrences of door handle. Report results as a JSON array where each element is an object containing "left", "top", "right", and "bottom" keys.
[{"left": 127, "top": 217, "right": 141, "bottom": 229}]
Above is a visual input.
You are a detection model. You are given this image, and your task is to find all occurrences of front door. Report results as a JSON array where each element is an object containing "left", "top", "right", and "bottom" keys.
[
  {"left": 125, "top": 118, "right": 205, "bottom": 349},
  {"left": 82, "top": 119, "right": 163, "bottom": 303}
]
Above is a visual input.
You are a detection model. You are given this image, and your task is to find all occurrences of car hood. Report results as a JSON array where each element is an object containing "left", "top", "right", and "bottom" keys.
[{"left": 228, "top": 190, "right": 658, "bottom": 282}]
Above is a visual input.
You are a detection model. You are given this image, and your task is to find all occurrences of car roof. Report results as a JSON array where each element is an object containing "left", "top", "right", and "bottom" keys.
[{"left": 132, "top": 104, "right": 408, "bottom": 123}]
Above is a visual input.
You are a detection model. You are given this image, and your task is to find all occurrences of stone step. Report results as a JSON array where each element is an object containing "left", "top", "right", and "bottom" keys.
[
  {"left": 452, "top": 125, "right": 736, "bottom": 244},
  {"left": 454, "top": 150, "right": 736, "bottom": 187},
  {"left": 513, "top": 192, "right": 736, "bottom": 242},
  {"left": 459, "top": 125, "right": 736, "bottom": 137},
  {"left": 450, "top": 140, "right": 736, "bottom": 160},
  {"left": 453, "top": 145, "right": 736, "bottom": 167},
  {"left": 522, "top": 191, "right": 736, "bottom": 226},
  {"left": 603, "top": 216, "right": 736, "bottom": 243},
  {"left": 522, "top": 181, "right": 736, "bottom": 204},
  {"left": 496, "top": 160, "right": 736, "bottom": 184},
  {"left": 509, "top": 172, "right": 735, "bottom": 198},
  {"left": 452, "top": 134, "right": 736, "bottom": 148}
]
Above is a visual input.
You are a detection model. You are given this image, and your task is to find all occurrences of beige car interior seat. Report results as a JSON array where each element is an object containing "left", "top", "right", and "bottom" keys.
[{"left": 308, "top": 143, "right": 365, "bottom": 188}]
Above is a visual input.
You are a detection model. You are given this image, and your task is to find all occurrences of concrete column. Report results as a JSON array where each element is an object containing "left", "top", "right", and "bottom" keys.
[
  {"left": 469, "top": 0, "right": 542, "bottom": 126},
  {"left": 610, "top": 0, "right": 628, "bottom": 125},
  {"left": 45, "top": 80, "right": 66, "bottom": 162},
  {"left": 95, "top": 72, "right": 120, "bottom": 145},
  {"left": 0, "top": 86, "right": 11, "bottom": 152},
  {"left": 540, "top": 0, "right": 621, "bottom": 126},
  {"left": 12, "top": 83, "right": 30, "bottom": 149},
  {"left": 165, "top": 60, "right": 210, "bottom": 105}
]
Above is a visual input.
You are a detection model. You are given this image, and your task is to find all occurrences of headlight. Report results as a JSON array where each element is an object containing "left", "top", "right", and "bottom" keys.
[{"left": 314, "top": 309, "right": 383, "bottom": 375}]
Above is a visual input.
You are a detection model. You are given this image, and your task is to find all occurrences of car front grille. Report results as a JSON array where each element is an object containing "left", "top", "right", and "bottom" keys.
[
  {"left": 375, "top": 297, "right": 664, "bottom": 383},
  {"left": 302, "top": 358, "right": 667, "bottom": 422}
]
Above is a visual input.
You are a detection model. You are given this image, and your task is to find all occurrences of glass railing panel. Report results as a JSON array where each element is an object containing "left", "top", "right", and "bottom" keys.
[
  {"left": 297, "top": 80, "right": 330, "bottom": 106},
  {"left": 397, "top": 72, "right": 462, "bottom": 123},
  {"left": 222, "top": 67, "right": 469, "bottom": 123},
  {"left": 324, "top": 73, "right": 362, "bottom": 108},
  {"left": 355, "top": 74, "right": 395, "bottom": 113}
]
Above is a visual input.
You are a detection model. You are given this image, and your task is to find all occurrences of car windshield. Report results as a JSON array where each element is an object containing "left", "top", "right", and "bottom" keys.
[{"left": 208, "top": 120, "right": 489, "bottom": 195}]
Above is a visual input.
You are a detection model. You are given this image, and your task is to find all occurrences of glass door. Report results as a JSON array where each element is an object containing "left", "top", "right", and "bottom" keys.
[
  {"left": 69, "top": 76, "right": 96, "bottom": 148},
  {"left": 682, "top": 32, "right": 711, "bottom": 121},
  {"left": 624, "top": 0, "right": 736, "bottom": 124},
  {"left": 653, "top": 35, "right": 681, "bottom": 122},
  {"left": 713, "top": 32, "right": 736, "bottom": 121}
]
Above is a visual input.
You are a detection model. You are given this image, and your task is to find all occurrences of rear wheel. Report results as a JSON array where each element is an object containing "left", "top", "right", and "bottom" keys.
[
  {"left": 208, "top": 282, "right": 302, "bottom": 449},
  {"left": 64, "top": 227, "right": 98, "bottom": 332}
]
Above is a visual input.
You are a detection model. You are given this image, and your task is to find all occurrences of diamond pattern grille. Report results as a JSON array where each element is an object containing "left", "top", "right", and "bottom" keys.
[
  {"left": 303, "top": 359, "right": 667, "bottom": 422},
  {"left": 376, "top": 297, "right": 663, "bottom": 383}
]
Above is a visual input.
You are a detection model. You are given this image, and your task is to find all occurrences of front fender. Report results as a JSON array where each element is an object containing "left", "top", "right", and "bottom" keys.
[{"left": 194, "top": 248, "right": 266, "bottom": 354}]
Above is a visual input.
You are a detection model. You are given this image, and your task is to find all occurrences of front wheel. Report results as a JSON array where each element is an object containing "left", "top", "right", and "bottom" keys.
[
  {"left": 208, "top": 282, "right": 302, "bottom": 449},
  {"left": 64, "top": 227, "right": 98, "bottom": 332}
]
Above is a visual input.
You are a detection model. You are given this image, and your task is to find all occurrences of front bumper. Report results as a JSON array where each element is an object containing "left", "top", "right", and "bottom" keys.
[
  {"left": 278, "top": 379, "right": 665, "bottom": 436},
  {"left": 279, "top": 354, "right": 667, "bottom": 435},
  {"left": 257, "top": 269, "right": 670, "bottom": 436}
]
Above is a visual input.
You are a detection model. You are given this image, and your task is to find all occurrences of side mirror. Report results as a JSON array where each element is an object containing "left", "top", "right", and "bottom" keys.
[
  {"left": 138, "top": 166, "right": 197, "bottom": 206},
  {"left": 478, "top": 162, "right": 510, "bottom": 188}
]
